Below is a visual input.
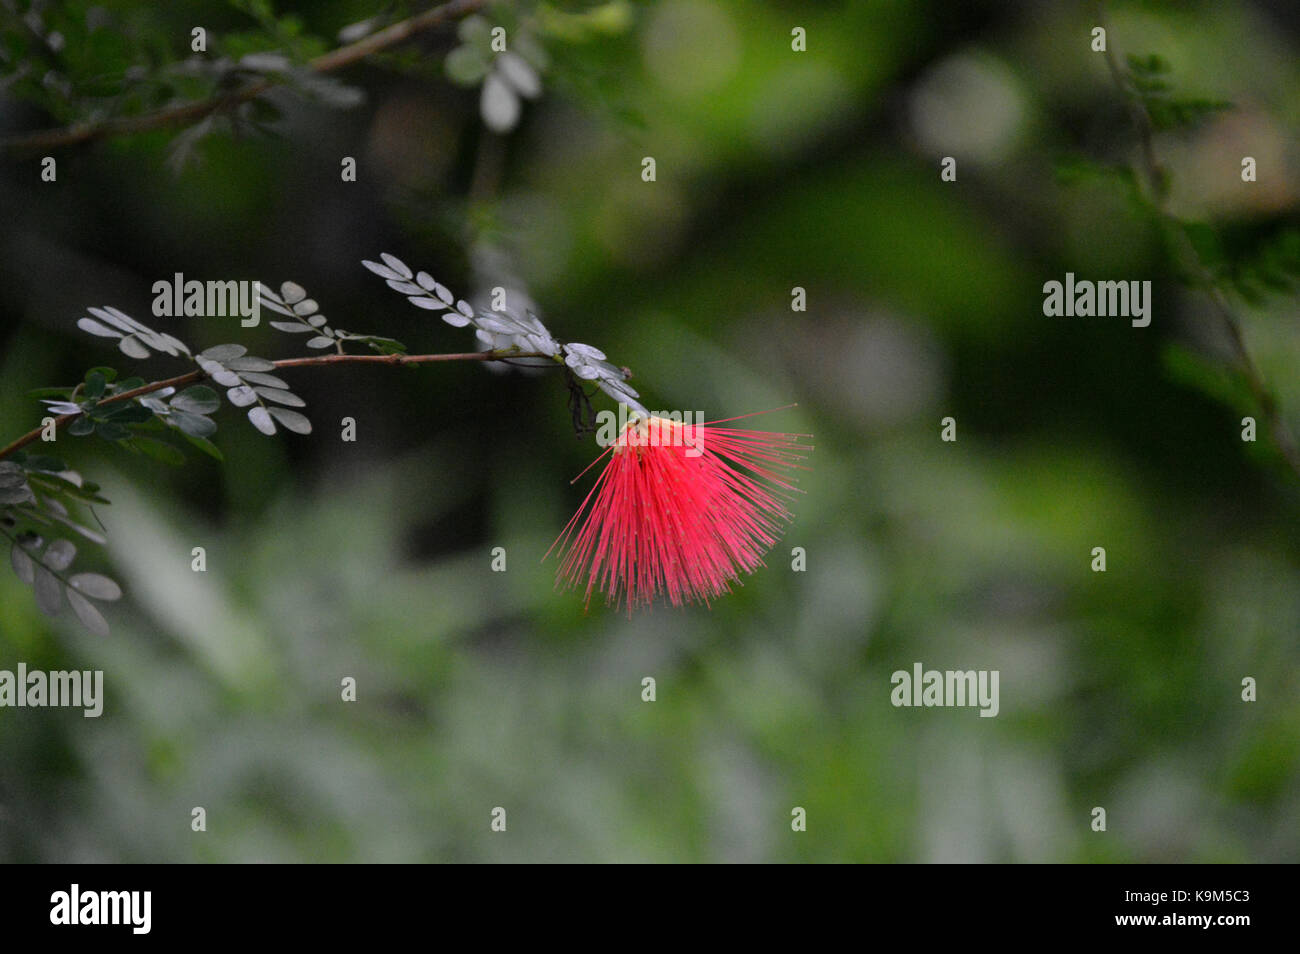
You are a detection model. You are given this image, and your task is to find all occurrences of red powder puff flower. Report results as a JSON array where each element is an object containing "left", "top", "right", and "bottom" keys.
[{"left": 548, "top": 409, "right": 811, "bottom": 611}]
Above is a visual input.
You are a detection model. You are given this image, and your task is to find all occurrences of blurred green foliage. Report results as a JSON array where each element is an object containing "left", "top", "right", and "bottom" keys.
[{"left": 0, "top": 0, "right": 1298, "bottom": 862}]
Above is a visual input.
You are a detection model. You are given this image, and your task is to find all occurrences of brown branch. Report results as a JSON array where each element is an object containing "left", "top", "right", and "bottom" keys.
[
  {"left": 1097, "top": 1, "right": 1300, "bottom": 483},
  {"left": 0, "top": 0, "right": 487, "bottom": 154},
  {"left": 0, "top": 349, "right": 547, "bottom": 461}
]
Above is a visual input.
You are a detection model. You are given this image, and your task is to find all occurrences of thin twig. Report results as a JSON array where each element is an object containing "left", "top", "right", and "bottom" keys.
[
  {"left": 1098, "top": 1, "right": 1300, "bottom": 482},
  {"left": 0, "top": 0, "right": 487, "bottom": 153},
  {"left": 0, "top": 349, "right": 548, "bottom": 461}
]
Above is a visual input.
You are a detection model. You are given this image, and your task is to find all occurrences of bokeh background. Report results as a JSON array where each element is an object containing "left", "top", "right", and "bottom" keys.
[{"left": 1, "top": 0, "right": 1298, "bottom": 862}]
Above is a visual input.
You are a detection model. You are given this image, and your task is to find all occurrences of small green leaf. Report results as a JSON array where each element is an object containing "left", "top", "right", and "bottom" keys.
[
  {"left": 268, "top": 407, "right": 311, "bottom": 434},
  {"left": 169, "top": 410, "right": 218, "bottom": 439},
  {"left": 27, "top": 472, "right": 106, "bottom": 503},
  {"left": 361, "top": 335, "right": 408, "bottom": 355},
  {"left": 84, "top": 372, "right": 107, "bottom": 400},
  {"left": 171, "top": 385, "right": 221, "bottom": 414},
  {"left": 446, "top": 44, "right": 491, "bottom": 85},
  {"left": 239, "top": 371, "right": 290, "bottom": 389},
  {"left": 33, "top": 565, "right": 63, "bottom": 616},
  {"left": 78, "top": 318, "right": 123, "bottom": 339},
  {"left": 21, "top": 455, "right": 68, "bottom": 473},
  {"left": 47, "top": 513, "right": 107, "bottom": 546},
  {"left": 119, "top": 336, "right": 150, "bottom": 359},
  {"left": 66, "top": 588, "right": 110, "bottom": 636},
  {"left": 248, "top": 406, "right": 277, "bottom": 435},
  {"left": 69, "top": 572, "right": 123, "bottom": 601},
  {"left": 44, "top": 539, "right": 77, "bottom": 570},
  {"left": 226, "top": 356, "right": 276, "bottom": 372},
  {"left": 0, "top": 481, "right": 35, "bottom": 505},
  {"left": 101, "top": 404, "right": 155, "bottom": 424},
  {"left": 95, "top": 421, "right": 132, "bottom": 441},
  {"left": 198, "top": 343, "right": 248, "bottom": 362},
  {"left": 131, "top": 437, "right": 186, "bottom": 466},
  {"left": 226, "top": 385, "right": 258, "bottom": 407},
  {"left": 183, "top": 434, "right": 224, "bottom": 461},
  {"left": 256, "top": 387, "right": 305, "bottom": 407},
  {"left": 68, "top": 417, "right": 95, "bottom": 437},
  {"left": 10, "top": 541, "right": 35, "bottom": 584}
]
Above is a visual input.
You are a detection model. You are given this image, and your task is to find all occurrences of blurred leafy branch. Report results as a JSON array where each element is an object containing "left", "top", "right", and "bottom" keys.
[
  {"left": 0, "top": 252, "right": 643, "bottom": 635},
  {"left": 0, "top": 0, "right": 633, "bottom": 154},
  {"left": 0, "top": 0, "right": 488, "bottom": 154},
  {"left": 0, "top": 0, "right": 643, "bottom": 635},
  {"left": 1086, "top": 2, "right": 1300, "bottom": 482}
]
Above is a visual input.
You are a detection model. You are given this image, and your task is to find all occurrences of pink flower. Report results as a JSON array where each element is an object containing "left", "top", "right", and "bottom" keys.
[{"left": 549, "top": 411, "right": 811, "bottom": 611}]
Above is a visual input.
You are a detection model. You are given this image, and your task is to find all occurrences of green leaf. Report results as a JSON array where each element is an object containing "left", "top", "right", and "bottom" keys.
[
  {"left": 256, "top": 387, "right": 305, "bottom": 407},
  {"left": 171, "top": 385, "right": 221, "bottom": 414},
  {"left": 361, "top": 335, "right": 409, "bottom": 355},
  {"left": 86, "top": 366, "right": 118, "bottom": 384},
  {"left": 198, "top": 343, "right": 248, "bottom": 362},
  {"left": 69, "top": 572, "right": 123, "bottom": 601},
  {"left": 1162, "top": 343, "right": 1254, "bottom": 409},
  {"left": 21, "top": 455, "right": 68, "bottom": 473},
  {"left": 68, "top": 417, "right": 96, "bottom": 436},
  {"left": 0, "top": 479, "right": 35, "bottom": 505},
  {"left": 446, "top": 44, "right": 491, "bottom": 85},
  {"left": 33, "top": 565, "right": 63, "bottom": 616},
  {"left": 183, "top": 434, "right": 225, "bottom": 461},
  {"left": 131, "top": 437, "right": 186, "bottom": 466},
  {"left": 1126, "top": 53, "right": 1169, "bottom": 75},
  {"left": 84, "top": 371, "right": 108, "bottom": 400},
  {"left": 27, "top": 472, "right": 108, "bottom": 504},
  {"left": 46, "top": 512, "right": 107, "bottom": 546},
  {"left": 248, "top": 406, "right": 277, "bottom": 435},
  {"left": 119, "top": 336, "right": 150, "bottom": 359},
  {"left": 268, "top": 407, "right": 311, "bottom": 434},
  {"left": 169, "top": 410, "right": 218, "bottom": 439},
  {"left": 10, "top": 542, "right": 35, "bottom": 584},
  {"left": 101, "top": 404, "right": 155, "bottom": 424},
  {"left": 239, "top": 371, "right": 290, "bottom": 389},
  {"left": 1183, "top": 222, "right": 1225, "bottom": 270},
  {"left": 95, "top": 421, "right": 132, "bottom": 441},
  {"left": 226, "top": 356, "right": 276, "bottom": 372},
  {"left": 66, "top": 588, "right": 110, "bottom": 636},
  {"left": 45, "top": 539, "right": 77, "bottom": 570}
]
